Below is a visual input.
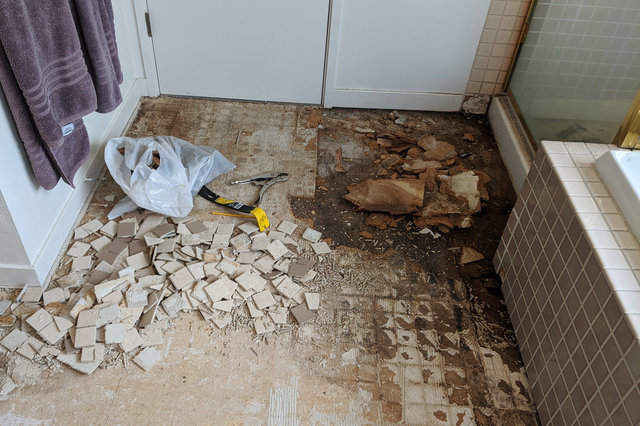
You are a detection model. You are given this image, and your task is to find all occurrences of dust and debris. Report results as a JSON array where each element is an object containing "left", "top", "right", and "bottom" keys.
[{"left": 1, "top": 99, "right": 536, "bottom": 424}]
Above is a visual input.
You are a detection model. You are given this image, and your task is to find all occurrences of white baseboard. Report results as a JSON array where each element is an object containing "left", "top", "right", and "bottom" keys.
[
  {"left": 488, "top": 96, "right": 533, "bottom": 193},
  {"left": 27, "top": 78, "right": 146, "bottom": 285},
  {"left": 324, "top": 88, "right": 464, "bottom": 111},
  {"left": 0, "top": 263, "right": 39, "bottom": 288}
]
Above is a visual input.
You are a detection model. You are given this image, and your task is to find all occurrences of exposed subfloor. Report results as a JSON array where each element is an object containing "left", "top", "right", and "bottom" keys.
[{"left": 0, "top": 97, "right": 538, "bottom": 425}]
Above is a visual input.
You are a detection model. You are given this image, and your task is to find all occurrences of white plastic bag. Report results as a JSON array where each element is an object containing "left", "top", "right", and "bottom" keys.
[{"left": 105, "top": 135, "right": 235, "bottom": 218}]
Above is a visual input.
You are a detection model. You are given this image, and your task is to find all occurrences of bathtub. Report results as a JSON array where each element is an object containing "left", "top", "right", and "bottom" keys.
[{"left": 595, "top": 150, "right": 640, "bottom": 242}]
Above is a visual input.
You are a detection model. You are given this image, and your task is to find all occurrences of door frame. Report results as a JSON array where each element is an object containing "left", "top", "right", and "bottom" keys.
[{"left": 132, "top": 0, "right": 160, "bottom": 97}]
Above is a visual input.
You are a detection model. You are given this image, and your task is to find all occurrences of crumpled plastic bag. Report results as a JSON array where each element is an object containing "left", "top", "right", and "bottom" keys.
[{"left": 105, "top": 135, "right": 235, "bottom": 219}]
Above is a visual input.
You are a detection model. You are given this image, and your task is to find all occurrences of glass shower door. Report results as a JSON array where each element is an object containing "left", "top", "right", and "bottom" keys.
[{"left": 509, "top": 0, "right": 640, "bottom": 145}]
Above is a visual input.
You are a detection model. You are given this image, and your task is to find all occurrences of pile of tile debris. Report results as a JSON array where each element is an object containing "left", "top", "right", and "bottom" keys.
[{"left": 0, "top": 211, "right": 331, "bottom": 377}]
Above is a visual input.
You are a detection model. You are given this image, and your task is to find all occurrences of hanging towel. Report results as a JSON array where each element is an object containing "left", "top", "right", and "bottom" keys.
[
  {"left": 0, "top": 0, "right": 98, "bottom": 150},
  {"left": 72, "top": 0, "right": 123, "bottom": 113},
  {"left": 0, "top": 44, "right": 90, "bottom": 189}
]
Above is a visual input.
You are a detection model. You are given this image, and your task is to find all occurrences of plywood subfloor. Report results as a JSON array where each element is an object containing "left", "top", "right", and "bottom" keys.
[{"left": 0, "top": 97, "right": 538, "bottom": 425}]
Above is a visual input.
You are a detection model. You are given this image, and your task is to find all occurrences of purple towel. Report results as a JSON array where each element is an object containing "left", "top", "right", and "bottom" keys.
[
  {"left": 0, "top": 0, "right": 98, "bottom": 150},
  {"left": 0, "top": 0, "right": 123, "bottom": 189},
  {"left": 72, "top": 0, "right": 123, "bottom": 113},
  {"left": 0, "top": 43, "right": 90, "bottom": 189}
]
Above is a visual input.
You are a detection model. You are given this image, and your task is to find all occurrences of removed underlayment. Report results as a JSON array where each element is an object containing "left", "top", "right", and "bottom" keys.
[{"left": 0, "top": 98, "right": 537, "bottom": 424}]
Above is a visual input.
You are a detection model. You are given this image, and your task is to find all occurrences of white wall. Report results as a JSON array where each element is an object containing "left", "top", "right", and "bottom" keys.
[{"left": 0, "top": 0, "right": 149, "bottom": 286}]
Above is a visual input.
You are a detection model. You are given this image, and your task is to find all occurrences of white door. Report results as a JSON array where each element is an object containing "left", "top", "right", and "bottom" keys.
[
  {"left": 324, "top": 0, "right": 491, "bottom": 111},
  {"left": 147, "top": 0, "right": 330, "bottom": 104}
]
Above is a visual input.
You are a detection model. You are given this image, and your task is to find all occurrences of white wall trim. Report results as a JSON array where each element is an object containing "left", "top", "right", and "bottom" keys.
[
  {"left": 27, "top": 78, "right": 146, "bottom": 285},
  {"left": 488, "top": 96, "right": 533, "bottom": 193},
  {"left": 0, "top": 264, "right": 39, "bottom": 288},
  {"left": 133, "top": 0, "right": 160, "bottom": 97},
  {"left": 327, "top": 88, "right": 464, "bottom": 111}
]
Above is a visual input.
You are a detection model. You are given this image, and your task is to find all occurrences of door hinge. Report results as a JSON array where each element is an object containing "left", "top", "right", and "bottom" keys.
[{"left": 144, "top": 12, "right": 152, "bottom": 37}]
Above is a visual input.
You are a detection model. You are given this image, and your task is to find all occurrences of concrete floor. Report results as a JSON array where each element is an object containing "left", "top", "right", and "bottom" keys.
[{"left": 0, "top": 98, "right": 538, "bottom": 425}]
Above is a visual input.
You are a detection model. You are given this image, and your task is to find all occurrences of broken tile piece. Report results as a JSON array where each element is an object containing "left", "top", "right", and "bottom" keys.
[
  {"left": 72, "top": 255, "right": 93, "bottom": 271},
  {"left": 252, "top": 290, "right": 277, "bottom": 310},
  {"left": 117, "top": 221, "right": 137, "bottom": 238},
  {"left": 230, "top": 233, "right": 251, "bottom": 250},
  {"left": 210, "top": 233, "right": 230, "bottom": 248},
  {"left": 126, "top": 252, "right": 149, "bottom": 270},
  {"left": 133, "top": 347, "right": 162, "bottom": 371},
  {"left": 21, "top": 286, "right": 44, "bottom": 303},
  {"left": 128, "top": 239, "right": 148, "bottom": 256},
  {"left": 266, "top": 240, "right": 289, "bottom": 260},
  {"left": 54, "top": 316, "right": 74, "bottom": 331},
  {"left": 246, "top": 300, "right": 264, "bottom": 318},
  {"left": 42, "top": 288, "right": 66, "bottom": 306},
  {"left": 90, "top": 236, "right": 111, "bottom": 252},
  {"left": 39, "top": 321, "right": 66, "bottom": 345},
  {"left": 251, "top": 233, "right": 269, "bottom": 251},
  {"left": 161, "top": 293, "right": 185, "bottom": 317},
  {"left": 288, "top": 258, "right": 314, "bottom": 278},
  {"left": 58, "top": 353, "right": 100, "bottom": 375},
  {"left": 96, "top": 304, "right": 121, "bottom": 327},
  {"left": 217, "top": 258, "right": 239, "bottom": 276},
  {"left": 16, "top": 340, "right": 37, "bottom": 360},
  {"left": 235, "top": 271, "right": 267, "bottom": 291},
  {"left": 186, "top": 220, "right": 208, "bottom": 234},
  {"left": 275, "top": 276, "right": 301, "bottom": 299},
  {"left": 105, "top": 323, "right": 126, "bottom": 344},
  {"left": 76, "top": 309, "right": 99, "bottom": 328},
  {"left": 253, "top": 255, "right": 275, "bottom": 274},
  {"left": 169, "top": 267, "right": 195, "bottom": 291},
  {"left": 74, "top": 227, "right": 90, "bottom": 240},
  {"left": 291, "top": 303, "right": 315, "bottom": 324},
  {"left": 83, "top": 219, "right": 104, "bottom": 233},
  {"left": 100, "top": 221, "right": 118, "bottom": 238},
  {"left": 311, "top": 242, "right": 331, "bottom": 255},
  {"left": 74, "top": 326, "right": 96, "bottom": 348},
  {"left": 186, "top": 262, "right": 206, "bottom": 280},
  {"left": 80, "top": 347, "right": 94, "bottom": 363},
  {"left": 151, "top": 223, "right": 176, "bottom": 239},
  {"left": 67, "top": 241, "right": 90, "bottom": 257},
  {"left": 26, "top": 308, "right": 53, "bottom": 332},
  {"left": 238, "top": 222, "right": 259, "bottom": 235},
  {"left": 305, "top": 293, "right": 320, "bottom": 310},
  {"left": 126, "top": 290, "right": 149, "bottom": 308},
  {"left": 269, "top": 307, "right": 288, "bottom": 324},
  {"left": 212, "top": 300, "right": 233, "bottom": 313},
  {"left": 120, "top": 328, "right": 143, "bottom": 353},
  {"left": 216, "top": 223, "right": 234, "bottom": 235},
  {"left": 268, "top": 230, "right": 286, "bottom": 241},
  {"left": 0, "top": 329, "right": 29, "bottom": 352},
  {"left": 277, "top": 221, "right": 297, "bottom": 235},
  {"left": 204, "top": 277, "right": 237, "bottom": 302},
  {"left": 302, "top": 228, "right": 322, "bottom": 243}
]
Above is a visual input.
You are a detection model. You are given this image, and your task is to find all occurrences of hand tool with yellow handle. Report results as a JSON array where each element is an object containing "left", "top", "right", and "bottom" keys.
[{"left": 198, "top": 186, "right": 270, "bottom": 231}]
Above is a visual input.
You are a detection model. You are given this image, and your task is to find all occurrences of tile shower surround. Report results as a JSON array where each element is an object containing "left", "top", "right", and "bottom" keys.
[{"left": 494, "top": 141, "right": 640, "bottom": 425}]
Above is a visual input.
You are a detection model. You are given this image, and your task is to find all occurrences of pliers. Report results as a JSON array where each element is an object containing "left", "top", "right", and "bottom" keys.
[{"left": 231, "top": 172, "right": 289, "bottom": 205}]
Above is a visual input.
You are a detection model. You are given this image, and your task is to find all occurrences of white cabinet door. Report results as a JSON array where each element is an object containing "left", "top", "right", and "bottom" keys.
[
  {"left": 147, "top": 0, "right": 329, "bottom": 104},
  {"left": 325, "top": 0, "right": 491, "bottom": 111}
]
